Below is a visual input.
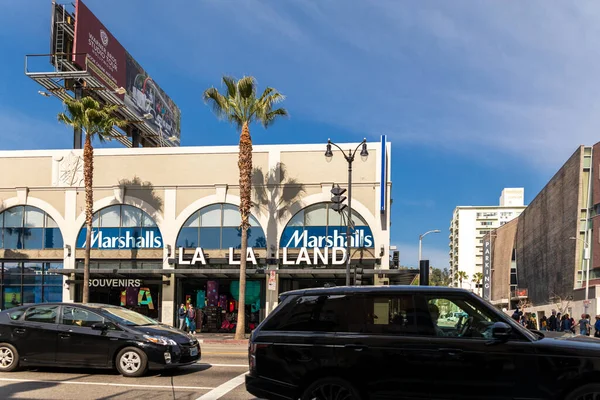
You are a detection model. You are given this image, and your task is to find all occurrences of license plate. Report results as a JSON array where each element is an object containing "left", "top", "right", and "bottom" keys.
[{"left": 190, "top": 347, "right": 198, "bottom": 357}]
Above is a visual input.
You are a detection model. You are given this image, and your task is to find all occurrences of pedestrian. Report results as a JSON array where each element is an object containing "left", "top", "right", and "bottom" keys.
[
  {"left": 178, "top": 303, "right": 187, "bottom": 331},
  {"left": 570, "top": 316, "right": 576, "bottom": 334},
  {"left": 586, "top": 314, "right": 592, "bottom": 336},
  {"left": 187, "top": 304, "right": 197, "bottom": 334},
  {"left": 579, "top": 314, "right": 590, "bottom": 336},
  {"left": 594, "top": 316, "right": 600, "bottom": 338},
  {"left": 562, "top": 314, "right": 572, "bottom": 333},
  {"left": 511, "top": 308, "right": 520, "bottom": 322},
  {"left": 557, "top": 313, "right": 563, "bottom": 331},
  {"left": 540, "top": 315, "right": 548, "bottom": 331},
  {"left": 548, "top": 310, "right": 558, "bottom": 331}
]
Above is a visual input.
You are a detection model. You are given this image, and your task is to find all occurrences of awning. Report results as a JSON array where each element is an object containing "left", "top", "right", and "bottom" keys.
[{"left": 52, "top": 267, "right": 418, "bottom": 284}]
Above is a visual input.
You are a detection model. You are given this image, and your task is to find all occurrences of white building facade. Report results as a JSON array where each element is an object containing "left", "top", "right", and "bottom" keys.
[{"left": 449, "top": 188, "right": 526, "bottom": 288}]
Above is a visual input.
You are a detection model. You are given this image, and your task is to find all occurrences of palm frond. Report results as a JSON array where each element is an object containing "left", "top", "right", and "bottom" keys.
[
  {"left": 261, "top": 108, "right": 289, "bottom": 129},
  {"left": 237, "top": 76, "right": 256, "bottom": 100},
  {"left": 203, "top": 87, "right": 230, "bottom": 120},
  {"left": 222, "top": 76, "right": 238, "bottom": 99}
]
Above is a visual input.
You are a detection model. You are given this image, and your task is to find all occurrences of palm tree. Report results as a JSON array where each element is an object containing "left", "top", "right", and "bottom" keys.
[
  {"left": 58, "top": 96, "right": 127, "bottom": 303},
  {"left": 454, "top": 271, "right": 468, "bottom": 289},
  {"left": 203, "top": 76, "right": 287, "bottom": 340},
  {"left": 472, "top": 272, "right": 484, "bottom": 295}
]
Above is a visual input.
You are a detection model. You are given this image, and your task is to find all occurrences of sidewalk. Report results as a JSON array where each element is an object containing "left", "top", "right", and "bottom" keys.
[{"left": 193, "top": 332, "right": 250, "bottom": 345}]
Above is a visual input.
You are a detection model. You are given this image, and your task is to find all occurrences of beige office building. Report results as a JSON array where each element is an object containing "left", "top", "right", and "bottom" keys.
[
  {"left": 0, "top": 141, "right": 407, "bottom": 328},
  {"left": 449, "top": 188, "right": 526, "bottom": 288}
]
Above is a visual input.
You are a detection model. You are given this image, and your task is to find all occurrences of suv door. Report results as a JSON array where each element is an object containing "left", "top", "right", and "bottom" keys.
[
  {"left": 335, "top": 293, "right": 435, "bottom": 400},
  {"left": 56, "top": 306, "right": 112, "bottom": 367},
  {"left": 15, "top": 305, "right": 60, "bottom": 364},
  {"left": 420, "top": 293, "right": 534, "bottom": 400},
  {"left": 253, "top": 294, "right": 348, "bottom": 391}
]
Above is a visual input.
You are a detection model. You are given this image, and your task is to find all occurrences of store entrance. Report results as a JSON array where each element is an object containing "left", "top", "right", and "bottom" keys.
[{"left": 177, "top": 278, "right": 265, "bottom": 333}]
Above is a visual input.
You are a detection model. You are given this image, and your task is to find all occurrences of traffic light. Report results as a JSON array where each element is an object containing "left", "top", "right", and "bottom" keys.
[
  {"left": 330, "top": 184, "right": 347, "bottom": 213},
  {"left": 355, "top": 267, "right": 363, "bottom": 286},
  {"left": 391, "top": 251, "right": 399, "bottom": 268}
]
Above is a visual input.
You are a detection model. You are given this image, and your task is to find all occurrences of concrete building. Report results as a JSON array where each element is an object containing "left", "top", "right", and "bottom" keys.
[
  {"left": 449, "top": 188, "right": 526, "bottom": 288},
  {"left": 0, "top": 140, "right": 414, "bottom": 329},
  {"left": 488, "top": 145, "right": 596, "bottom": 320}
]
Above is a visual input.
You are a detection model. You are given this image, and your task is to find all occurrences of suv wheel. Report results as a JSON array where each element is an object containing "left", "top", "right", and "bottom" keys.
[
  {"left": 565, "top": 384, "right": 600, "bottom": 400},
  {"left": 301, "top": 377, "right": 362, "bottom": 400},
  {"left": 116, "top": 347, "right": 148, "bottom": 377},
  {"left": 0, "top": 343, "right": 18, "bottom": 372}
]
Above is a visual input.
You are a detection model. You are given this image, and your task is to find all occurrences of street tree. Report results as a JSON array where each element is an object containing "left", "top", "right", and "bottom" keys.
[
  {"left": 472, "top": 272, "right": 484, "bottom": 295},
  {"left": 58, "top": 96, "right": 127, "bottom": 303},
  {"left": 454, "top": 271, "right": 469, "bottom": 289},
  {"left": 203, "top": 76, "right": 287, "bottom": 340}
]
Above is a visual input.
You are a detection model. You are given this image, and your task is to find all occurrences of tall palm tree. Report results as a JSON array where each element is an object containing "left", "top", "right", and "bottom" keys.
[
  {"left": 203, "top": 76, "right": 287, "bottom": 340},
  {"left": 472, "top": 272, "right": 484, "bottom": 295},
  {"left": 454, "top": 271, "right": 468, "bottom": 289},
  {"left": 58, "top": 96, "right": 127, "bottom": 303}
]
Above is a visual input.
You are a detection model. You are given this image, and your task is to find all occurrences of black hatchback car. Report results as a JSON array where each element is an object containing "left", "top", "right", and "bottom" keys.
[
  {"left": 246, "top": 286, "right": 600, "bottom": 400},
  {"left": 0, "top": 303, "right": 200, "bottom": 377}
]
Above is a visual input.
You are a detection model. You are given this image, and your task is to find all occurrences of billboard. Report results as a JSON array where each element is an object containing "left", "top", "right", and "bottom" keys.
[{"left": 72, "top": 0, "right": 181, "bottom": 145}]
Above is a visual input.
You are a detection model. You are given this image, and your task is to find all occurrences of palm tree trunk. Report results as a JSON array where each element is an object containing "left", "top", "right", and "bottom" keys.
[
  {"left": 82, "top": 132, "right": 94, "bottom": 303},
  {"left": 235, "top": 122, "right": 252, "bottom": 340}
]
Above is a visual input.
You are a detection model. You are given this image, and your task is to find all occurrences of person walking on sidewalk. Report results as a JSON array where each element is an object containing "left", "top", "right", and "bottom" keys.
[
  {"left": 594, "top": 315, "right": 600, "bottom": 338},
  {"left": 579, "top": 314, "right": 590, "bottom": 336},
  {"left": 187, "top": 304, "right": 197, "bottom": 334},
  {"left": 178, "top": 304, "right": 187, "bottom": 331}
]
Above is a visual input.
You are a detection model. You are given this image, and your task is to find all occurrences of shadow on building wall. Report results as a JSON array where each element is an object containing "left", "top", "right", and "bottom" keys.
[{"left": 252, "top": 162, "right": 306, "bottom": 256}]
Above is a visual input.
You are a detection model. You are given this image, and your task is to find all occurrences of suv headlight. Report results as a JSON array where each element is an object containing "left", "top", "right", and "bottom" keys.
[{"left": 144, "top": 335, "right": 177, "bottom": 346}]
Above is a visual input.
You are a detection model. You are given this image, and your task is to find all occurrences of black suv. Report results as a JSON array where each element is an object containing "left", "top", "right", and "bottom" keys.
[{"left": 246, "top": 285, "right": 600, "bottom": 400}]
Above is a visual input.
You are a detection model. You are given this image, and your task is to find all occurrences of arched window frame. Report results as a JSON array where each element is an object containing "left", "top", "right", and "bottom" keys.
[
  {"left": 176, "top": 203, "right": 266, "bottom": 249},
  {"left": 280, "top": 202, "right": 374, "bottom": 248},
  {"left": 76, "top": 204, "right": 162, "bottom": 249},
  {"left": 0, "top": 206, "right": 63, "bottom": 249}
]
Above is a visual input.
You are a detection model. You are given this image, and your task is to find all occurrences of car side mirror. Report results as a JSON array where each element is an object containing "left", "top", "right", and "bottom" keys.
[
  {"left": 91, "top": 323, "right": 108, "bottom": 331},
  {"left": 491, "top": 322, "right": 512, "bottom": 340}
]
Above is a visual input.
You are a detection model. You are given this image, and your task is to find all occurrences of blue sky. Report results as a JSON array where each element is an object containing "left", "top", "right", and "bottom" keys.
[{"left": 0, "top": 1, "right": 597, "bottom": 269}]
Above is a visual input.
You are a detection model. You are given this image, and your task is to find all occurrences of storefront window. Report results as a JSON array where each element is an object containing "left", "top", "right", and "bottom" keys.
[
  {"left": 0, "top": 206, "right": 64, "bottom": 250},
  {"left": 177, "top": 204, "right": 266, "bottom": 249},
  {"left": 280, "top": 203, "right": 374, "bottom": 249},
  {"left": 77, "top": 204, "right": 162, "bottom": 249},
  {"left": 0, "top": 262, "right": 63, "bottom": 310}
]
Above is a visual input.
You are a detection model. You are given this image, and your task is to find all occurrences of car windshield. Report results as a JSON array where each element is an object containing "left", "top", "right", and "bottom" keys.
[{"left": 101, "top": 307, "right": 158, "bottom": 326}]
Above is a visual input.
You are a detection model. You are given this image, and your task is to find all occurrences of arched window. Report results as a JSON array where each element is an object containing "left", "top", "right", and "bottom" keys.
[
  {"left": 77, "top": 205, "right": 162, "bottom": 249},
  {"left": 0, "top": 206, "right": 63, "bottom": 249},
  {"left": 177, "top": 204, "right": 266, "bottom": 249},
  {"left": 280, "top": 202, "right": 374, "bottom": 248}
]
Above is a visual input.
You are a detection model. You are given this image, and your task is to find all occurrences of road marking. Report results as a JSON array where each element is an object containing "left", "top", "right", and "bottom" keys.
[
  {"left": 195, "top": 372, "right": 247, "bottom": 400},
  {"left": 202, "top": 352, "right": 246, "bottom": 355},
  {"left": 198, "top": 363, "right": 248, "bottom": 368},
  {"left": 0, "top": 377, "right": 215, "bottom": 391}
]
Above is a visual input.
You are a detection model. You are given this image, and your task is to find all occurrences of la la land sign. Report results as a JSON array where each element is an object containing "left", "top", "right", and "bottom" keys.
[{"left": 178, "top": 246, "right": 349, "bottom": 266}]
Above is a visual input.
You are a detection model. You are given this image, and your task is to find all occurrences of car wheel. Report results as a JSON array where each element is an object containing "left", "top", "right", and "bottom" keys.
[
  {"left": 565, "top": 384, "right": 600, "bottom": 400},
  {"left": 0, "top": 343, "right": 19, "bottom": 372},
  {"left": 301, "top": 377, "right": 362, "bottom": 400},
  {"left": 115, "top": 347, "right": 148, "bottom": 378}
]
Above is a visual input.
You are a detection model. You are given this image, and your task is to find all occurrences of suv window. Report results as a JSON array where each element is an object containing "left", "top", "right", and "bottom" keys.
[
  {"left": 262, "top": 294, "right": 346, "bottom": 332},
  {"left": 425, "top": 296, "right": 500, "bottom": 339},
  {"left": 344, "top": 294, "right": 429, "bottom": 335},
  {"left": 24, "top": 305, "right": 59, "bottom": 323},
  {"left": 61, "top": 306, "right": 104, "bottom": 328}
]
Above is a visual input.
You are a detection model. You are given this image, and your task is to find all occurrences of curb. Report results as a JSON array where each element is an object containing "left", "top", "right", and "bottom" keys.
[{"left": 198, "top": 339, "right": 249, "bottom": 345}]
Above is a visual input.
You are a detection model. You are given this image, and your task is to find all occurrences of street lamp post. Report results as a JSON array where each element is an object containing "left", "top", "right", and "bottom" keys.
[
  {"left": 419, "top": 230, "right": 441, "bottom": 264},
  {"left": 570, "top": 236, "right": 591, "bottom": 310},
  {"left": 325, "top": 138, "right": 369, "bottom": 286}
]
